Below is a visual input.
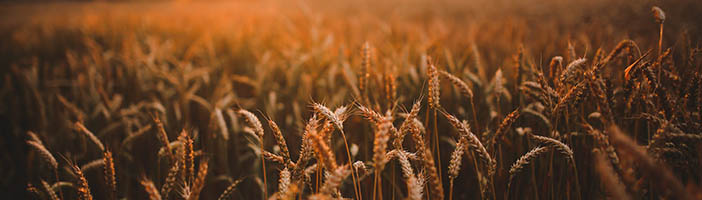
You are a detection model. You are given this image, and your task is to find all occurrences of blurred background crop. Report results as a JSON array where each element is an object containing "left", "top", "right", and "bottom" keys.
[{"left": 2, "top": 0, "right": 702, "bottom": 199}]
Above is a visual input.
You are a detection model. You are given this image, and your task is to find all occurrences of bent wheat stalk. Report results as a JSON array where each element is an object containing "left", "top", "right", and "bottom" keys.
[
  {"left": 75, "top": 122, "right": 105, "bottom": 152},
  {"left": 593, "top": 149, "right": 630, "bottom": 200},
  {"left": 529, "top": 134, "right": 581, "bottom": 199},
  {"left": 507, "top": 146, "right": 551, "bottom": 198},
  {"left": 237, "top": 109, "right": 267, "bottom": 199},
  {"left": 607, "top": 125, "right": 692, "bottom": 200}
]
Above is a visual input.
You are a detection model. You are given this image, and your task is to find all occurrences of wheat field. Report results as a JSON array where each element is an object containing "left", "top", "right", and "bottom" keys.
[{"left": 3, "top": 0, "right": 702, "bottom": 199}]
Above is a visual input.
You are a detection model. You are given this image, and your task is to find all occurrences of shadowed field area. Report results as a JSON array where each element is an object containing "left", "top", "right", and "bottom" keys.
[{"left": 2, "top": 0, "right": 702, "bottom": 199}]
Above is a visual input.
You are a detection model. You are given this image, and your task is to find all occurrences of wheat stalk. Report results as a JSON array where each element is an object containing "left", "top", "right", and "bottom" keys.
[
  {"left": 309, "top": 128, "right": 337, "bottom": 170},
  {"left": 439, "top": 70, "right": 473, "bottom": 100},
  {"left": 121, "top": 124, "right": 153, "bottom": 149},
  {"left": 81, "top": 159, "right": 105, "bottom": 172},
  {"left": 371, "top": 111, "right": 393, "bottom": 200},
  {"left": 508, "top": 146, "right": 551, "bottom": 192},
  {"left": 492, "top": 108, "right": 521, "bottom": 147},
  {"left": 529, "top": 134, "right": 573, "bottom": 159},
  {"left": 549, "top": 56, "right": 564, "bottom": 82},
  {"left": 552, "top": 81, "right": 588, "bottom": 116},
  {"left": 74, "top": 122, "right": 105, "bottom": 152},
  {"left": 427, "top": 57, "right": 441, "bottom": 110},
  {"left": 153, "top": 117, "right": 175, "bottom": 161},
  {"left": 103, "top": 150, "right": 117, "bottom": 200},
  {"left": 442, "top": 111, "right": 494, "bottom": 175},
  {"left": 652, "top": 6, "right": 665, "bottom": 57},
  {"left": 607, "top": 125, "right": 692, "bottom": 200},
  {"left": 560, "top": 58, "right": 587, "bottom": 85},
  {"left": 530, "top": 133, "right": 581, "bottom": 198},
  {"left": 596, "top": 40, "right": 639, "bottom": 73},
  {"left": 178, "top": 130, "right": 195, "bottom": 184},
  {"left": 521, "top": 81, "right": 556, "bottom": 108},
  {"left": 448, "top": 135, "right": 466, "bottom": 200},
  {"left": 448, "top": 136, "right": 467, "bottom": 182},
  {"left": 237, "top": 109, "right": 264, "bottom": 140},
  {"left": 41, "top": 180, "right": 59, "bottom": 200},
  {"left": 140, "top": 177, "right": 161, "bottom": 200},
  {"left": 439, "top": 69, "right": 482, "bottom": 132},
  {"left": 27, "top": 140, "right": 58, "bottom": 169},
  {"left": 331, "top": 104, "right": 361, "bottom": 200},
  {"left": 593, "top": 149, "right": 630, "bottom": 200},
  {"left": 158, "top": 141, "right": 183, "bottom": 159},
  {"left": 263, "top": 150, "right": 286, "bottom": 165},
  {"left": 398, "top": 98, "right": 422, "bottom": 140},
  {"left": 214, "top": 108, "right": 230, "bottom": 141},
  {"left": 408, "top": 119, "right": 443, "bottom": 199},
  {"left": 161, "top": 162, "right": 180, "bottom": 199},
  {"left": 56, "top": 94, "right": 86, "bottom": 121},
  {"left": 394, "top": 99, "right": 423, "bottom": 152},
  {"left": 71, "top": 164, "right": 93, "bottom": 200},
  {"left": 27, "top": 131, "right": 43, "bottom": 145},
  {"left": 493, "top": 69, "right": 505, "bottom": 99},
  {"left": 267, "top": 118, "right": 291, "bottom": 165},
  {"left": 373, "top": 113, "right": 392, "bottom": 172},
  {"left": 360, "top": 42, "right": 371, "bottom": 104},
  {"left": 384, "top": 72, "right": 397, "bottom": 106},
  {"left": 321, "top": 164, "right": 352, "bottom": 195},
  {"left": 357, "top": 104, "right": 383, "bottom": 126},
  {"left": 393, "top": 150, "right": 424, "bottom": 200},
  {"left": 189, "top": 158, "right": 209, "bottom": 200},
  {"left": 313, "top": 103, "right": 344, "bottom": 133},
  {"left": 278, "top": 168, "right": 291, "bottom": 194},
  {"left": 406, "top": 175, "right": 425, "bottom": 200},
  {"left": 292, "top": 115, "right": 319, "bottom": 180},
  {"left": 218, "top": 178, "right": 245, "bottom": 200}
]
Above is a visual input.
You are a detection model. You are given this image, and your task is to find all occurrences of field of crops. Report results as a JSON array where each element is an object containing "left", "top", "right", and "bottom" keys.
[{"left": 2, "top": 0, "right": 702, "bottom": 199}]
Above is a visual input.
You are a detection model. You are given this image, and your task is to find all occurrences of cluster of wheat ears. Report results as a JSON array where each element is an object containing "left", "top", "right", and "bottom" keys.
[{"left": 8, "top": 3, "right": 702, "bottom": 200}]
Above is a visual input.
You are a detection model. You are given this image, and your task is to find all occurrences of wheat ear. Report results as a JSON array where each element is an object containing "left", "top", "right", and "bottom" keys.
[
  {"left": 409, "top": 120, "right": 443, "bottom": 199},
  {"left": 189, "top": 158, "right": 209, "bottom": 200},
  {"left": 593, "top": 149, "right": 630, "bottom": 200},
  {"left": 140, "top": 177, "right": 161, "bottom": 200},
  {"left": 217, "top": 178, "right": 245, "bottom": 200},
  {"left": 267, "top": 118, "right": 291, "bottom": 165},
  {"left": 103, "top": 150, "right": 116, "bottom": 200},
  {"left": 75, "top": 122, "right": 105, "bottom": 152},
  {"left": 27, "top": 140, "right": 58, "bottom": 169},
  {"left": 161, "top": 162, "right": 180, "bottom": 199},
  {"left": 72, "top": 164, "right": 93, "bottom": 200},
  {"left": 608, "top": 125, "right": 692, "bottom": 200},
  {"left": 507, "top": 146, "right": 551, "bottom": 195},
  {"left": 41, "top": 180, "right": 59, "bottom": 200}
]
